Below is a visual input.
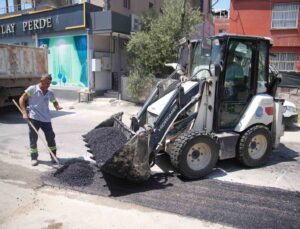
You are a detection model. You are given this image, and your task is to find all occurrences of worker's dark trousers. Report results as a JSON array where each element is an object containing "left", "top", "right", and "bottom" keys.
[{"left": 28, "top": 119, "right": 56, "bottom": 160}]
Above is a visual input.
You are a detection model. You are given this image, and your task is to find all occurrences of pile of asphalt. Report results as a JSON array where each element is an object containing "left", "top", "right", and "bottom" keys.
[
  {"left": 85, "top": 127, "right": 127, "bottom": 166},
  {"left": 54, "top": 160, "right": 95, "bottom": 187}
]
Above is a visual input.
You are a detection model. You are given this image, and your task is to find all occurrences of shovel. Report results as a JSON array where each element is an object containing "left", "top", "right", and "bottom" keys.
[{"left": 12, "top": 99, "right": 60, "bottom": 166}]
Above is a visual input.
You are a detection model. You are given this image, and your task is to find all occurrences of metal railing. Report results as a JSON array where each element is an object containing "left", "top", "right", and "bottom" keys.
[
  {"left": 0, "top": 3, "right": 33, "bottom": 15},
  {"left": 0, "top": 0, "right": 86, "bottom": 16}
]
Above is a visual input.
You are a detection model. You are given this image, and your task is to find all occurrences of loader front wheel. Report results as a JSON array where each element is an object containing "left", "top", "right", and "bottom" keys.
[
  {"left": 170, "top": 131, "right": 219, "bottom": 179},
  {"left": 238, "top": 125, "right": 271, "bottom": 167}
]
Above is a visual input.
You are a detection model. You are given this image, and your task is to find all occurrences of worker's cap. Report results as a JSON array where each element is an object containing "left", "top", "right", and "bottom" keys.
[{"left": 41, "top": 73, "right": 52, "bottom": 80}]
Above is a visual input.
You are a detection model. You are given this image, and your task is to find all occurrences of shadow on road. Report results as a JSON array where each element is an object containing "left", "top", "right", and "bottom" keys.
[
  {"left": 285, "top": 124, "right": 300, "bottom": 132},
  {"left": 208, "top": 143, "right": 299, "bottom": 179},
  {"left": 0, "top": 106, "right": 74, "bottom": 124},
  {"left": 268, "top": 143, "right": 299, "bottom": 165},
  {"left": 149, "top": 143, "right": 299, "bottom": 181},
  {"left": 101, "top": 171, "right": 174, "bottom": 197}
]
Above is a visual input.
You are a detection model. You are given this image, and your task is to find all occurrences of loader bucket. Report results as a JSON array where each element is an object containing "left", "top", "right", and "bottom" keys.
[{"left": 83, "top": 113, "right": 151, "bottom": 182}]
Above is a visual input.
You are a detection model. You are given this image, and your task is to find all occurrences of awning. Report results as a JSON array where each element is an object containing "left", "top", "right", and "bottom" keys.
[{"left": 279, "top": 71, "right": 300, "bottom": 88}]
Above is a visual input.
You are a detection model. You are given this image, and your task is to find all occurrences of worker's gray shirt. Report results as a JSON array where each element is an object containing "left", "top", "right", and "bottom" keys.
[{"left": 25, "top": 85, "right": 56, "bottom": 123}]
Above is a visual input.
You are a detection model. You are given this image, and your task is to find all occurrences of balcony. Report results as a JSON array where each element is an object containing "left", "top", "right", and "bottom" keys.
[{"left": 0, "top": 0, "right": 86, "bottom": 16}]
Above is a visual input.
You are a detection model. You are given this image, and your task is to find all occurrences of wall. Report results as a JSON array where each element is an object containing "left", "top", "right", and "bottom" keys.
[
  {"left": 90, "top": 0, "right": 105, "bottom": 8},
  {"left": 229, "top": 0, "right": 300, "bottom": 71},
  {"left": 214, "top": 17, "right": 229, "bottom": 34},
  {"left": 110, "top": 0, "right": 164, "bottom": 17},
  {"left": 91, "top": 34, "right": 111, "bottom": 91}
]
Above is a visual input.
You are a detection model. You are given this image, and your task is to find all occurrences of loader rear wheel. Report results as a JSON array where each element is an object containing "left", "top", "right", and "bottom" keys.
[
  {"left": 238, "top": 125, "right": 271, "bottom": 167},
  {"left": 170, "top": 131, "right": 219, "bottom": 179}
]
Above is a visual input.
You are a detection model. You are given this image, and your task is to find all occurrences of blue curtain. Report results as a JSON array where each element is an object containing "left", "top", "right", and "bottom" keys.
[
  {"left": 38, "top": 38, "right": 49, "bottom": 47},
  {"left": 73, "top": 36, "right": 88, "bottom": 87}
]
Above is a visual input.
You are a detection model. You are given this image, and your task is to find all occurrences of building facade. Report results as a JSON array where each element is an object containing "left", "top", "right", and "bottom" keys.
[
  {"left": 0, "top": 0, "right": 212, "bottom": 99},
  {"left": 0, "top": 0, "right": 165, "bottom": 98},
  {"left": 212, "top": 9, "right": 229, "bottom": 35},
  {"left": 229, "top": 0, "right": 300, "bottom": 73}
]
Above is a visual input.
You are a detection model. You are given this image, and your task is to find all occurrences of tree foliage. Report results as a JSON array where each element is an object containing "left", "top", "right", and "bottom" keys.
[{"left": 126, "top": 0, "right": 201, "bottom": 98}]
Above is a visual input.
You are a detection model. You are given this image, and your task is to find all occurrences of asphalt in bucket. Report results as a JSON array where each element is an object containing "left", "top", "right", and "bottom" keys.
[{"left": 85, "top": 127, "right": 127, "bottom": 166}]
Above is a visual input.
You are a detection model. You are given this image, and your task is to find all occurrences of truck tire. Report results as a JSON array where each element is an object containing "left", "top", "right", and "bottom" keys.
[
  {"left": 170, "top": 131, "right": 219, "bottom": 179},
  {"left": 238, "top": 125, "right": 271, "bottom": 167}
]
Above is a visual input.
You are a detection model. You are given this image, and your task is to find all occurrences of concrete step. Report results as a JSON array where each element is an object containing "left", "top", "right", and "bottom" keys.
[{"left": 103, "top": 90, "right": 119, "bottom": 99}]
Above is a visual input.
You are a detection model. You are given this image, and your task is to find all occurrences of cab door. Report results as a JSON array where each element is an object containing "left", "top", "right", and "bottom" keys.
[{"left": 218, "top": 39, "right": 255, "bottom": 130}]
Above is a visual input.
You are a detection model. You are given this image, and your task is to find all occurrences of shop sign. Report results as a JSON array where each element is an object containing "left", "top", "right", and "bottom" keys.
[
  {"left": 23, "top": 17, "right": 52, "bottom": 31},
  {"left": 0, "top": 23, "right": 16, "bottom": 34},
  {"left": 0, "top": 17, "right": 52, "bottom": 35}
]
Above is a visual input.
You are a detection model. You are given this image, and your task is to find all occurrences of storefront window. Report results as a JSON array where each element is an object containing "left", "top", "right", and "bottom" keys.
[{"left": 39, "top": 35, "right": 88, "bottom": 88}]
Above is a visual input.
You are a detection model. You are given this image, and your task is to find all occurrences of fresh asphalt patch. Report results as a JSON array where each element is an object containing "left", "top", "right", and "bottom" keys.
[
  {"left": 44, "top": 161, "right": 300, "bottom": 229},
  {"left": 54, "top": 160, "right": 95, "bottom": 187}
]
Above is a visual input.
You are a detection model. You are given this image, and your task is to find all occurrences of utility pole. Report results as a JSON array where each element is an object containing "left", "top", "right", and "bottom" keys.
[
  {"left": 5, "top": 0, "right": 9, "bottom": 13},
  {"left": 180, "top": 0, "right": 187, "bottom": 34}
]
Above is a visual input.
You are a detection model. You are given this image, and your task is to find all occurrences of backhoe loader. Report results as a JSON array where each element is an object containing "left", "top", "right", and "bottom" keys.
[{"left": 84, "top": 34, "right": 284, "bottom": 182}]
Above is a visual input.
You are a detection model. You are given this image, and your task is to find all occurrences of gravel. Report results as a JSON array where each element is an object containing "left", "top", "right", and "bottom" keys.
[{"left": 54, "top": 160, "right": 95, "bottom": 187}]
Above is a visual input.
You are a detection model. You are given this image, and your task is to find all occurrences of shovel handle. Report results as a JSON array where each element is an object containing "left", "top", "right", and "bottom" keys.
[{"left": 12, "top": 99, "right": 60, "bottom": 165}]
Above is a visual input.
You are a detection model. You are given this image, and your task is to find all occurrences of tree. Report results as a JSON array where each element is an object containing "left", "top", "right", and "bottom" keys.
[{"left": 127, "top": 0, "right": 201, "bottom": 99}]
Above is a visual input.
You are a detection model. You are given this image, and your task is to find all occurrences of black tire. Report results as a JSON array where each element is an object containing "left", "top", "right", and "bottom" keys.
[
  {"left": 238, "top": 125, "right": 272, "bottom": 167},
  {"left": 170, "top": 131, "right": 219, "bottom": 179}
]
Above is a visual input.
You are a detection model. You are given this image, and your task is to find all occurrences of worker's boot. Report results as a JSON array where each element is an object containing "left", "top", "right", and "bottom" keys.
[
  {"left": 31, "top": 160, "right": 38, "bottom": 166},
  {"left": 31, "top": 152, "right": 39, "bottom": 166}
]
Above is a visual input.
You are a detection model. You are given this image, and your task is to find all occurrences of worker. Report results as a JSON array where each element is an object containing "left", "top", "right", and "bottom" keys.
[
  {"left": 225, "top": 53, "right": 244, "bottom": 81},
  {"left": 19, "top": 74, "right": 63, "bottom": 166},
  {"left": 224, "top": 52, "right": 245, "bottom": 100}
]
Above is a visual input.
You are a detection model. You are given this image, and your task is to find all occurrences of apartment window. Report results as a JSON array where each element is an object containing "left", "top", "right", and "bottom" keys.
[
  {"left": 270, "top": 53, "right": 297, "bottom": 71},
  {"left": 123, "top": 0, "right": 130, "bottom": 9},
  {"left": 272, "top": 3, "right": 299, "bottom": 29},
  {"left": 0, "top": 0, "right": 34, "bottom": 14}
]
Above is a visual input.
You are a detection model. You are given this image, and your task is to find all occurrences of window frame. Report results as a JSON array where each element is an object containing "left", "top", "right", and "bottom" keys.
[
  {"left": 271, "top": 3, "right": 300, "bottom": 29},
  {"left": 123, "top": 0, "right": 131, "bottom": 9},
  {"left": 270, "top": 52, "right": 297, "bottom": 71}
]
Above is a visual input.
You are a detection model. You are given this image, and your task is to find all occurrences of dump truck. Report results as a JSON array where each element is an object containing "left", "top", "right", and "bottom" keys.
[
  {"left": 0, "top": 44, "right": 48, "bottom": 108},
  {"left": 84, "top": 34, "right": 284, "bottom": 182}
]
